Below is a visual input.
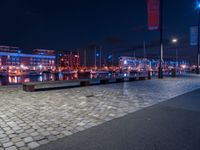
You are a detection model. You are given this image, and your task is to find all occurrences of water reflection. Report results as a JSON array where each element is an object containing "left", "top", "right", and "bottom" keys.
[
  {"left": 0, "top": 72, "right": 114, "bottom": 86},
  {"left": 0, "top": 73, "right": 73, "bottom": 86}
]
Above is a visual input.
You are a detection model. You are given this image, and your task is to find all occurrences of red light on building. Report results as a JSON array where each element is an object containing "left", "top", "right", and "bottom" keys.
[{"left": 58, "top": 51, "right": 80, "bottom": 69}]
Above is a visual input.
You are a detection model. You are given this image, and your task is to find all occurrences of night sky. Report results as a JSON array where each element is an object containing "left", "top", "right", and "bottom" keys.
[{"left": 0, "top": 0, "right": 198, "bottom": 64}]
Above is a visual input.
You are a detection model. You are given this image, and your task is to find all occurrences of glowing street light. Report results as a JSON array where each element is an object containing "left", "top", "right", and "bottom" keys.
[
  {"left": 172, "top": 38, "right": 179, "bottom": 69},
  {"left": 196, "top": 1, "right": 200, "bottom": 9},
  {"left": 172, "top": 38, "right": 178, "bottom": 43}
]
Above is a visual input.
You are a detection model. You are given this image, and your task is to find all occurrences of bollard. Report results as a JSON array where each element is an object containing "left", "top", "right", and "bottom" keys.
[
  {"left": 171, "top": 68, "right": 176, "bottom": 77},
  {"left": 148, "top": 70, "right": 151, "bottom": 80}
]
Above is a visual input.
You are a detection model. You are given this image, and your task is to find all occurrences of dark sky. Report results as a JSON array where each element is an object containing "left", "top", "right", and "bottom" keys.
[{"left": 0, "top": 0, "right": 198, "bottom": 63}]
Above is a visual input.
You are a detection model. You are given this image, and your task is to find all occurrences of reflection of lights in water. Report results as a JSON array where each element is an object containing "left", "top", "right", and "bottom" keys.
[
  {"left": 90, "top": 74, "right": 93, "bottom": 79},
  {"left": 124, "top": 73, "right": 127, "bottom": 77},
  {"left": 2, "top": 72, "right": 116, "bottom": 86},
  {"left": 43, "top": 74, "right": 47, "bottom": 81},
  {"left": 9, "top": 76, "right": 21, "bottom": 84},
  {"left": 38, "top": 76, "right": 43, "bottom": 82},
  {"left": 50, "top": 74, "right": 54, "bottom": 81},
  {"left": 74, "top": 74, "right": 78, "bottom": 79},
  {"left": 59, "top": 72, "right": 63, "bottom": 80},
  {"left": 24, "top": 78, "right": 30, "bottom": 83}
]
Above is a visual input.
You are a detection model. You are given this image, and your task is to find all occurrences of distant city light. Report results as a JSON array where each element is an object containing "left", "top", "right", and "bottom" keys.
[
  {"left": 181, "top": 65, "right": 186, "bottom": 69},
  {"left": 108, "top": 55, "right": 112, "bottom": 59},
  {"left": 124, "top": 73, "right": 127, "bottom": 77},
  {"left": 39, "top": 65, "right": 42, "bottom": 69},
  {"left": 124, "top": 60, "right": 127, "bottom": 65},
  {"left": 96, "top": 53, "right": 100, "bottom": 57},
  {"left": 196, "top": 0, "right": 200, "bottom": 9},
  {"left": 20, "top": 64, "right": 24, "bottom": 68}
]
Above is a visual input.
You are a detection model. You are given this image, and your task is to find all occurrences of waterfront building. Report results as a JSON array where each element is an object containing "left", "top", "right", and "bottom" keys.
[
  {"left": 58, "top": 51, "right": 80, "bottom": 70},
  {"left": 0, "top": 45, "right": 81, "bottom": 72},
  {"left": 0, "top": 46, "right": 56, "bottom": 71},
  {"left": 119, "top": 56, "right": 149, "bottom": 71},
  {"left": 119, "top": 56, "right": 189, "bottom": 73}
]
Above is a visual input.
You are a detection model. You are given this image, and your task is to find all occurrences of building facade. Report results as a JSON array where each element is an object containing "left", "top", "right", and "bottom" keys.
[
  {"left": 0, "top": 46, "right": 56, "bottom": 71},
  {"left": 0, "top": 46, "right": 80, "bottom": 71},
  {"left": 58, "top": 51, "right": 80, "bottom": 69}
]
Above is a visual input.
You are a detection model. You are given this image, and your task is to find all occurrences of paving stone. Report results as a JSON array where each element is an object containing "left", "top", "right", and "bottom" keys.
[
  {"left": 6, "top": 130, "right": 14, "bottom": 135},
  {"left": 30, "top": 132, "right": 39, "bottom": 137},
  {"left": 38, "top": 139, "right": 49, "bottom": 145},
  {"left": 12, "top": 126, "right": 21, "bottom": 131},
  {"left": 3, "top": 141, "right": 13, "bottom": 148},
  {"left": 5, "top": 146, "right": 17, "bottom": 150},
  {"left": 19, "top": 133, "right": 28, "bottom": 138},
  {"left": 15, "top": 130, "right": 24, "bottom": 134},
  {"left": 33, "top": 135, "right": 45, "bottom": 141},
  {"left": 50, "top": 130, "right": 59, "bottom": 135},
  {"left": 3, "top": 127, "right": 11, "bottom": 131},
  {"left": 0, "top": 137, "right": 10, "bottom": 143},
  {"left": 15, "top": 141, "right": 25, "bottom": 148},
  {"left": 0, "top": 134, "right": 7, "bottom": 138},
  {"left": 27, "top": 142, "right": 40, "bottom": 149},
  {"left": 25, "top": 129, "right": 35, "bottom": 134},
  {"left": 23, "top": 137, "right": 33, "bottom": 143},
  {"left": 46, "top": 135, "right": 57, "bottom": 141},
  {"left": 37, "top": 128, "right": 45, "bottom": 132},
  {"left": 11, "top": 137, "right": 22, "bottom": 143},
  {"left": 8, "top": 134, "right": 17, "bottom": 138},
  {"left": 40, "top": 131, "right": 50, "bottom": 136},
  {"left": 19, "top": 146, "right": 30, "bottom": 150},
  {"left": 62, "top": 130, "right": 72, "bottom": 136},
  {"left": 56, "top": 134, "right": 65, "bottom": 139}
]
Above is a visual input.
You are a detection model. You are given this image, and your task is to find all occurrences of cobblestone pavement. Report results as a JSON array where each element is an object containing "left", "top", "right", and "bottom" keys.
[{"left": 0, "top": 75, "right": 200, "bottom": 150}]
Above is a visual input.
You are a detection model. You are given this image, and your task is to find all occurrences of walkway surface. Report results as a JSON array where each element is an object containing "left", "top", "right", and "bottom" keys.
[
  {"left": 35, "top": 88, "right": 200, "bottom": 150},
  {"left": 0, "top": 74, "right": 200, "bottom": 150}
]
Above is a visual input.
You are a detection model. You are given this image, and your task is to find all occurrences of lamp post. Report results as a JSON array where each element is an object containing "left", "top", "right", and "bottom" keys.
[
  {"left": 158, "top": 0, "right": 163, "bottom": 78},
  {"left": 172, "top": 38, "right": 178, "bottom": 68},
  {"left": 196, "top": 1, "right": 200, "bottom": 74}
]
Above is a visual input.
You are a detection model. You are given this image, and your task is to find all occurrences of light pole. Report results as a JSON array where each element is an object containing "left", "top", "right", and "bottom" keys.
[
  {"left": 172, "top": 38, "right": 178, "bottom": 68},
  {"left": 158, "top": 0, "right": 163, "bottom": 78},
  {"left": 196, "top": 1, "right": 200, "bottom": 74}
]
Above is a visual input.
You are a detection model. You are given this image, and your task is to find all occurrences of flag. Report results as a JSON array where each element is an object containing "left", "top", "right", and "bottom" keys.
[
  {"left": 147, "top": 0, "right": 160, "bottom": 30},
  {"left": 190, "top": 26, "right": 198, "bottom": 46}
]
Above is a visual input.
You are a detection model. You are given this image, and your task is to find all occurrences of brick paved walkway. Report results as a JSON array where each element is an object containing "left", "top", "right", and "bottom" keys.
[{"left": 0, "top": 75, "right": 200, "bottom": 150}]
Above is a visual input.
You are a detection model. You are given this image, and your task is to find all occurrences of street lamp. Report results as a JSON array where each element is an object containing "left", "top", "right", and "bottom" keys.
[
  {"left": 158, "top": 0, "right": 163, "bottom": 78},
  {"left": 172, "top": 38, "right": 178, "bottom": 68},
  {"left": 196, "top": 1, "right": 200, "bottom": 74}
]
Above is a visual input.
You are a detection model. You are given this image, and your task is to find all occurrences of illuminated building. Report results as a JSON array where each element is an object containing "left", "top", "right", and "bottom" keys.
[
  {"left": 119, "top": 56, "right": 149, "bottom": 71},
  {"left": 58, "top": 51, "right": 80, "bottom": 69},
  {"left": 0, "top": 46, "right": 56, "bottom": 71},
  {"left": 0, "top": 46, "right": 81, "bottom": 72}
]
